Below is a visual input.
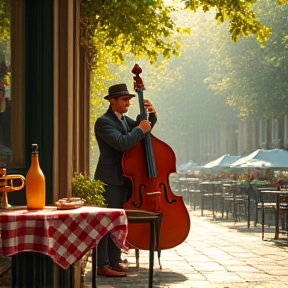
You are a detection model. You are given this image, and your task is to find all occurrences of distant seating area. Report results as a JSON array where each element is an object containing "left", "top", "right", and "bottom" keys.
[{"left": 170, "top": 172, "right": 288, "bottom": 240}]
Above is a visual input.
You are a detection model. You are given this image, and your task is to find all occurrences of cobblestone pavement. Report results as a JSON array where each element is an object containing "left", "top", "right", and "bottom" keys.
[{"left": 82, "top": 208, "right": 288, "bottom": 288}]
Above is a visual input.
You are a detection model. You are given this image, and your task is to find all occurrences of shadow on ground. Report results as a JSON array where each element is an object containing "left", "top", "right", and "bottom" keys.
[
  {"left": 203, "top": 214, "right": 288, "bottom": 247},
  {"left": 83, "top": 267, "right": 188, "bottom": 288}
]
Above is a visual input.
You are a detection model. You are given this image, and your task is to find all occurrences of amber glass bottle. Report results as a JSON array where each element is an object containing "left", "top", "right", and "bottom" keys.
[{"left": 26, "top": 144, "right": 46, "bottom": 210}]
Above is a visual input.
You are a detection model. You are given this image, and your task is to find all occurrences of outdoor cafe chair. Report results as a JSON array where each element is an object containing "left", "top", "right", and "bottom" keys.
[
  {"left": 200, "top": 181, "right": 223, "bottom": 219},
  {"left": 221, "top": 183, "right": 235, "bottom": 219}
]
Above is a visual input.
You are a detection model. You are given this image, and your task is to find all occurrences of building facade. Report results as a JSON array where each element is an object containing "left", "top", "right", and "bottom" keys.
[
  {"left": 197, "top": 115, "right": 288, "bottom": 164},
  {"left": 0, "top": 0, "right": 89, "bottom": 206}
]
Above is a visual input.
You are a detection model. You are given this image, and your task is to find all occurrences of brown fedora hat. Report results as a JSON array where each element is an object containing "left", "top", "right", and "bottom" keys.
[{"left": 104, "top": 83, "right": 135, "bottom": 100}]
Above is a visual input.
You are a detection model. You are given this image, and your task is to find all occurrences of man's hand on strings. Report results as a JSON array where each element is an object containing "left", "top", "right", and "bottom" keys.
[
  {"left": 144, "top": 99, "right": 157, "bottom": 118},
  {"left": 138, "top": 120, "right": 151, "bottom": 133}
]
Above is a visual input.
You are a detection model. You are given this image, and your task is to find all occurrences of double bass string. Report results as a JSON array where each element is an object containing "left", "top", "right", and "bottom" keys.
[
  {"left": 138, "top": 89, "right": 157, "bottom": 178},
  {"left": 145, "top": 133, "right": 157, "bottom": 178}
]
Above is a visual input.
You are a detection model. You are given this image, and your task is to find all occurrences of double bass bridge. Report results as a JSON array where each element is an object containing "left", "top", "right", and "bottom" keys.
[
  {"left": 146, "top": 191, "right": 161, "bottom": 212},
  {"left": 130, "top": 182, "right": 176, "bottom": 211}
]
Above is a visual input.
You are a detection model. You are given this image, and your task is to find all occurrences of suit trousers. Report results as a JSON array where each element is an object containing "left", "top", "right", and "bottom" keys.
[{"left": 97, "top": 183, "right": 131, "bottom": 267}]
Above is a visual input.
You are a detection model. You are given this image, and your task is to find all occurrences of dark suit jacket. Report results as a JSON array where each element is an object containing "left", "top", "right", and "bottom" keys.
[{"left": 94, "top": 105, "right": 157, "bottom": 186}]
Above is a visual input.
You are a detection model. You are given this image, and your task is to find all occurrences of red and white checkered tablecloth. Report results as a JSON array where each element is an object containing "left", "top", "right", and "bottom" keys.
[{"left": 0, "top": 206, "right": 128, "bottom": 269}]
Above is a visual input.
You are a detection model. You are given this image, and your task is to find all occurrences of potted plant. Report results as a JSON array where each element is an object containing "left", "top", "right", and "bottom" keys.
[
  {"left": 72, "top": 172, "right": 106, "bottom": 276},
  {"left": 72, "top": 172, "right": 106, "bottom": 207}
]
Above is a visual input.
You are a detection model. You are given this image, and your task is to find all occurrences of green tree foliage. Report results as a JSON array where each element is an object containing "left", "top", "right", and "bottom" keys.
[
  {"left": 0, "top": 0, "right": 11, "bottom": 87},
  {"left": 81, "top": 0, "right": 273, "bottom": 72},
  {"left": 208, "top": 1, "right": 288, "bottom": 119},
  {"left": 80, "top": 0, "right": 180, "bottom": 69},
  {"left": 185, "top": 0, "right": 272, "bottom": 46},
  {"left": 0, "top": 0, "right": 10, "bottom": 41}
]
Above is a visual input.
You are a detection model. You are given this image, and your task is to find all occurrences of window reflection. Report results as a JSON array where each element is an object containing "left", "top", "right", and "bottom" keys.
[{"left": 0, "top": 0, "right": 11, "bottom": 166}]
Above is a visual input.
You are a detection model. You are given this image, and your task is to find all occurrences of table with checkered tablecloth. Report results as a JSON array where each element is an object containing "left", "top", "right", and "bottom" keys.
[{"left": 0, "top": 206, "right": 128, "bottom": 270}]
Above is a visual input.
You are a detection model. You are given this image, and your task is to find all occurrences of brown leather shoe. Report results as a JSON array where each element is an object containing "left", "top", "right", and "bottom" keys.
[
  {"left": 113, "top": 263, "right": 129, "bottom": 272},
  {"left": 97, "top": 265, "right": 126, "bottom": 277},
  {"left": 122, "top": 258, "right": 129, "bottom": 265}
]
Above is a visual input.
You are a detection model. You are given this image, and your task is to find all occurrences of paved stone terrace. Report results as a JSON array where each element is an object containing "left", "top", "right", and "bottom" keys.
[{"left": 82, "top": 209, "right": 288, "bottom": 288}]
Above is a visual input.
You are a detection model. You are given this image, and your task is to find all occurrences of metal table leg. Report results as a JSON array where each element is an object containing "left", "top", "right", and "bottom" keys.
[
  {"left": 92, "top": 247, "right": 97, "bottom": 288},
  {"left": 148, "top": 220, "right": 155, "bottom": 288}
]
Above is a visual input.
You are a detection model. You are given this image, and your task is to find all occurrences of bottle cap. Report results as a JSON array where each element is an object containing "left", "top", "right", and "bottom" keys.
[
  {"left": 0, "top": 168, "right": 6, "bottom": 177},
  {"left": 31, "top": 144, "right": 39, "bottom": 154}
]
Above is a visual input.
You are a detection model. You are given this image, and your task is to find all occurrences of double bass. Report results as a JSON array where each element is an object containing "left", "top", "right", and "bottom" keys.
[{"left": 122, "top": 64, "right": 190, "bottom": 252}]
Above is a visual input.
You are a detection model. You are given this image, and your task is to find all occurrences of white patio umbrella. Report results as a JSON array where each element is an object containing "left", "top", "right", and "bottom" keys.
[
  {"left": 230, "top": 149, "right": 288, "bottom": 169},
  {"left": 203, "top": 154, "right": 242, "bottom": 168},
  {"left": 238, "top": 159, "right": 272, "bottom": 168},
  {"left": 177, "top": 160, "right": 200, "bottom": 172}
]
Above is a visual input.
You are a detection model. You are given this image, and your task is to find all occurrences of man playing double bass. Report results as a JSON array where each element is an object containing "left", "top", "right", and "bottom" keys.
[{"left": 94, "top": 83, "right": 157, "bottom": 277}]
